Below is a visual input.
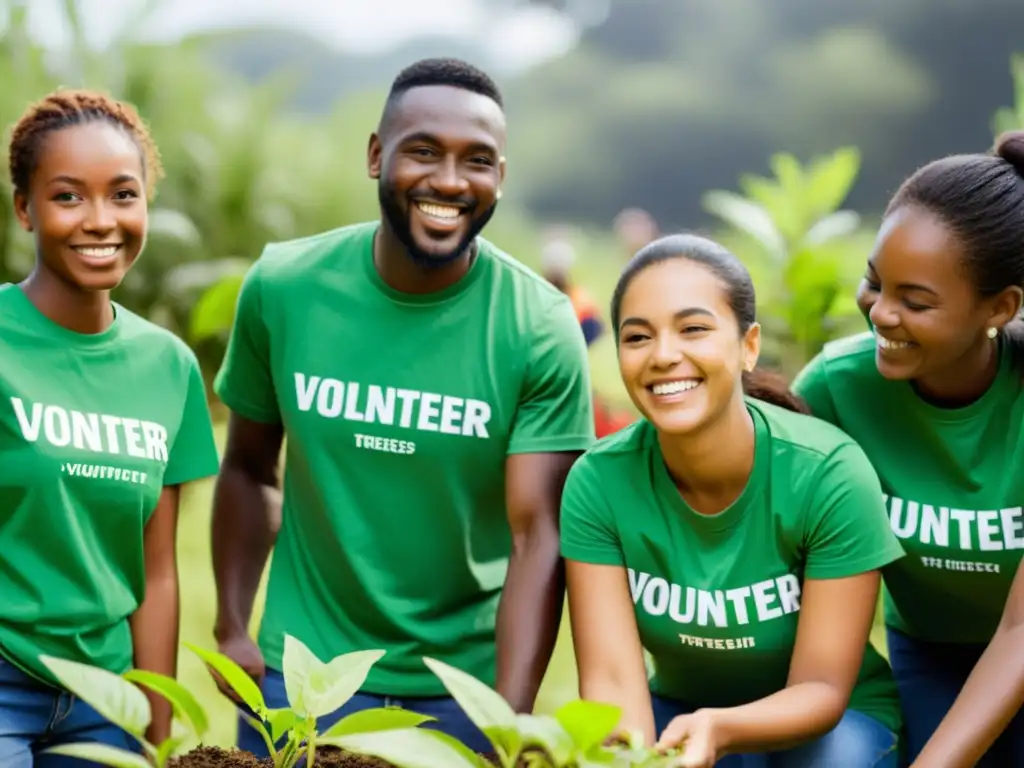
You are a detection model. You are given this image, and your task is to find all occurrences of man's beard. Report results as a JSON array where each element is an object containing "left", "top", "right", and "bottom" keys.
[{"left": 379, "top": 181, "right": 498, "bottom": 270}]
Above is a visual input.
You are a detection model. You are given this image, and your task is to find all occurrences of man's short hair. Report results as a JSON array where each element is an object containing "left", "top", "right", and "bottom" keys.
[{"left": 382, "top": 58, "right": 503, "bottom": 126}]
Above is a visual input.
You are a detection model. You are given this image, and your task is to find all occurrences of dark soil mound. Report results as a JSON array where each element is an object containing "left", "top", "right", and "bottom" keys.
[
  {"left": 312, "top": 746, "right": 395, "bottom": 767},
  {"left": 169, "top": 746, "right": 396, "bottom": 768},
  {"left": 169, "top": 747, "right": 272, "bottom": 768}
]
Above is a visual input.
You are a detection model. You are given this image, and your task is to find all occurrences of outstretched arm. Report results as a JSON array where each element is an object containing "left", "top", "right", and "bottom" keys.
[
  {"left": 495, "top": 451, "right": 580, "bottom": 712},
  {"left": 568, "top": 560, "right": 655, "bottom": 744},
  {"left": 658, "top": 571, "right": 880, "bottom": 756},
  {"left": 658, "top": 442, "right": 905, "bottom": 760},
  {"left": 912, "top": 559, "right": 1024, "bottom": 767}
]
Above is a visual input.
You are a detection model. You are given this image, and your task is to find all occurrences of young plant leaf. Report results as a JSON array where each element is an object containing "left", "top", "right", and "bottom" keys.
[
  {"left": 43, "top": 743, "right": 152, "bottom": 768},
  {"left": 156, "top": 735, "right": 188, "bottom": 766},
  {"left": 514, "top": 713, "right": 574, "bottom": 765},
  {"left": 321, "top": 707, "right": 436, "bottom": 738},
  {"left": 267, "top": 708, "right": 300, "bottom": 743},
  {"left": 183, "top": 642, "right": 267, "bottom": 718},
  {"left": 422, "top": 657, "right": 521, "bottom": 760},
  {"left": 555, "top": 700, "right": 622, "bottom": 753},
  {"left": 282, "top": 635, "right": 386, "bottom": 719},
  {"left": 122, "top": 669, "right": 209, "bottom": 738},
  {"left": 324, "top": 727, "right": 483, "bottom": 768},
  {"left": 422, "top": 657, "right": 516, "bottom": 730},
  {"left": 40, "top": 656, "right": 150, "bottom": 737},
  {"left": 282, "top": 633, "right": 321, "bottom": 715},
  {"left": 404, "top": 728, "right": 489, "bottom": 768}
]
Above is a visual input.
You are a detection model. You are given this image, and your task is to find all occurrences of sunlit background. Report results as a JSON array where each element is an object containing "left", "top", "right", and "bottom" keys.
[{"left": 4, "top": 0, "right": 1024, "bottom": 747}]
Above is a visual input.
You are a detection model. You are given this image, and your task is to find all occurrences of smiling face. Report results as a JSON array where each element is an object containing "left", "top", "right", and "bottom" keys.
[
  {"left": 368, "top": 85, "right": 506, "bottom": 268},
  {"left": 14, "top": 121, "right": 147, "bottom": 293},
  {"left": 856, "top": 205, "right": 1017, "bottom": 384},
  {"left": 617, "top": 258, "right": 760, "bottom": 436}
]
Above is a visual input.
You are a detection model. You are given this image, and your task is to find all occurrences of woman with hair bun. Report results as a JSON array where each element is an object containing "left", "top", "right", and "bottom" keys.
[{"left": 794, "top": 131, "right": 1024, "bottom": 765}]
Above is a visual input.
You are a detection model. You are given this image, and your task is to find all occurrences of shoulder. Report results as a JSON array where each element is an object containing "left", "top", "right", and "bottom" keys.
[
  {"left": 805, "top": 331, "right": 878, "bottom": 381},
  {"left": 114, "top": 308, "right": 201, "bottom": 373},
  {"left": 251, "top": 221, "right": 378, "bottom": 285},
  {"left": 751, "top": 398, "right": 864, "bottom": 466},
  {"left": 570, "top": 420, "right": 652, "bottom": 480},
  {"left": 478, "top": 237, "right": 574, "bottom": 317}
]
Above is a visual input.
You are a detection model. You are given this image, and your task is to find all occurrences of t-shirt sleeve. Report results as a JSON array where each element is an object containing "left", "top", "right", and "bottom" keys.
[
  {"left": 791, "top": 353, "right": 840, "bottom": 427},
  {"left": 164, "top": 350, "right": 221, "bottom": 487},
  {"left": 507, "top": 296, "right": 596, "bottom": 455},
  {"left": 802, "top": 442, "right": 906, "bottom": 580},
  {"left": 559, "top": 457, "right": 623, "bottom": 566},
  {"left": 212, "top": 259, "right": 281, "bottom": 424}
]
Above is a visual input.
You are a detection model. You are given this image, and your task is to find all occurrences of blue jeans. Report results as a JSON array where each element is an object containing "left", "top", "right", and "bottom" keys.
[
  {"left": 237, "top": 667, "right": 490, "bottom": 756},
  {"left": 0, "top": 658, "right": 139, "bottom": 767},
  {"left": 887, "top": 626, "right": 1024, "bottom": 765},
  {"left": 651, "top": 693, "right": 900, "bottom": 767}
]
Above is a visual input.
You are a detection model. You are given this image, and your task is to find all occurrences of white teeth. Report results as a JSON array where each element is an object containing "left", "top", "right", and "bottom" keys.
[
  {"left": 877, "top": 336, "right": 912, "bottom": 351},
  {"left": 416, "top": 202, "right": 461, "bottom": 219},
  {"left": 75, "top": 246, "right": 118, "bottom": 258},
  {"left": 652, "top": 380, "right": 700, "bottom": 396}
]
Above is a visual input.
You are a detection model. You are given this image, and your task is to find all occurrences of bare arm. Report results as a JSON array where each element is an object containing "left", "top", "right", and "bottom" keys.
[
  {"left": 211, "top": 413, "right": 284, "bottom": 648},
  {"left": 912, "top": 559, "right": 1024, "bottom": 767},
  {"left": 495, "top": 451, "right": 579, "bottom": 713},
  {"left": 568, "top": 560, "right": 655, "bottom": 744},
  {"left": 130, "top": 486, "right": 181, "bottom": 744},
  {"left": 661, "top": 572, "right": 881, "bottom": 754}
]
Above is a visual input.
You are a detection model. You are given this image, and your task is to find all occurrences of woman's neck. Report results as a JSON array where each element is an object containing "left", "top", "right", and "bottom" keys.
[
  {"left": 658, "top": 395, "right": 755, "bottom": 514},
  {"left": 913, "top": 339, "right": 999, "bottom": 407},
  {"left": 20, "top": 271, "right": 114, "bottom": 335}
]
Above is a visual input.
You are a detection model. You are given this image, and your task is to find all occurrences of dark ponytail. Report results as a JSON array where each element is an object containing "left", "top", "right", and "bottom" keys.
[
  {"left": 611, "top": 233, "right": 808, "bottom": 414},
  {"left": 742, "top": 368, "right": 810, "bottom": 414}
]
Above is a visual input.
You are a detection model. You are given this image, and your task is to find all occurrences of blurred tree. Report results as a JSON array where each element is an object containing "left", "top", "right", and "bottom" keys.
[
  {"left": 992, "top": 53, "right": 1024, "bottom": 135},
  {"left": 702, "top": 146, "right": 869, "bottom": 376},
  {"left": 0, "top": 0, "right": 387, "bottom": 376}
]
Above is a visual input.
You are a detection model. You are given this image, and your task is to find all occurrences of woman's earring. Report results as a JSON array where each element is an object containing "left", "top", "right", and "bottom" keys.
[{"left": 988, "top": 326, "right": 998, "bottom": 339}]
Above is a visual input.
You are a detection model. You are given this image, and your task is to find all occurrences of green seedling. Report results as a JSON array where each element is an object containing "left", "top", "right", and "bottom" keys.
[
  {"left": 187, "top": 634, "right": 433, "bottom": 768},
  {"left": 39, "top": 654, "right": 210, "bottom": 767},
  {"left": 329, "top": 657, "right": 685, "bottom": 768}
]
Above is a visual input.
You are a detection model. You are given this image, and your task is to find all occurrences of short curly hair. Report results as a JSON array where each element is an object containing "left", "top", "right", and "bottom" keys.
[{"left": 7, "top": 89, "right": 164, "bottom": 201}]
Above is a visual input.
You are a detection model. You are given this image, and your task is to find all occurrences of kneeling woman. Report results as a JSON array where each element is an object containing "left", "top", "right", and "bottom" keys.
[{"left": 560, "top": 234, "right": 905, "bottom": 767}]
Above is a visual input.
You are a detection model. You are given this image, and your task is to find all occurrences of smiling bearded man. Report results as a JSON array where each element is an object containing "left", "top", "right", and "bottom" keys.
[{"left": 208, "top": 57, "right": 596, "bottom": 754}]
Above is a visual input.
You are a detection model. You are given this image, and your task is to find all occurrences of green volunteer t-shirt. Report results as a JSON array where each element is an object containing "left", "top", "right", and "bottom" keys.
[
  {"left": 0, "top": 283, "right": 220, "bottom": 685},
  {"left": 560, "top": 399, "right": 904, "bottom": 733},
  {"left": 214, "top": 221, "right": 594, "bottom": 695},
  {"left": 793, "top": 331, "right": 1024, "bottom": 644}
]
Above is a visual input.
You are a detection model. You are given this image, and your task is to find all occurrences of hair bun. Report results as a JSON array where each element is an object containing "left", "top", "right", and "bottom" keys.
[{"left": 994, "top": 130, "right": 1024, "bottom": 174}]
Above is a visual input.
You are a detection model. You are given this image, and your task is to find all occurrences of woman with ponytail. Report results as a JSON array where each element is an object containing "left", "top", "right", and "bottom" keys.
[{"left": 560, "top": 233, "right": 904, "bottom": 766}]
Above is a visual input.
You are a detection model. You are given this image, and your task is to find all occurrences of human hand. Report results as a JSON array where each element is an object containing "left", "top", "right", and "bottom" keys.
[
  {"left": 213, "top": 631, "right": 265, "bottom": 705},
  {"left": 655, "top": 709, "right": 720, "bottom": 768}
]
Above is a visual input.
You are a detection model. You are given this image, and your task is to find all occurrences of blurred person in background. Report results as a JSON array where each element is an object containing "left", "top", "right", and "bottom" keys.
[
  {"left": 541, "top": 226, "right": 604, "bottom": 346},
  {"left": 613, "top": 207, "right": 660, "bottom": 261},
  {"left": 209, "top": 57, "right": 594, "bottom": 754},
  {"left": 541, "top": 227, "right": 634, "bottom": 438},
  {"left": 793, "top": 131, "right": 1024, "bottom": 765}
]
